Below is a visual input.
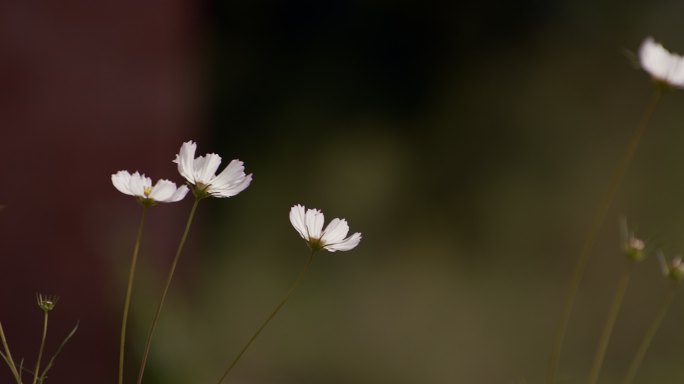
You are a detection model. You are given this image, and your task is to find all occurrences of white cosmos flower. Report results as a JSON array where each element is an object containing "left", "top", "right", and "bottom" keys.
[
  {"left": 173, "top": 140, "right": 252, "bottom": 199},
  {"left": 639, "top": 37, "right": 684, "bottom": 88},
  {"left": 289, "top": 204, "right": 362, "bottom": 252},
  {"left": 112, "top": 170, "right": 189, "bottom": 205}
]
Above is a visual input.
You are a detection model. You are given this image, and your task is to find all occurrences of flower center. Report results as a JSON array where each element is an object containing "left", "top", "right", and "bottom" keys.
[
  {"left": 143, "top": 186, "right": 153, "bottom": 197},
  {"left": 192, "top": 182, "right": 212, "bottom": 199},
  {"left": 308, "top": 237, "right": 325, "bottom": 252}
]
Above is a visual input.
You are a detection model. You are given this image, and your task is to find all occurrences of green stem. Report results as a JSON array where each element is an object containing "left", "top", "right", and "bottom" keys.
[
  {"left": 136, "top": 198, "right": 200, "bottom": 384},
  {"left": 0, "top": 321, "right": 22, "bottom": 383},
  {"left": 622, "top": 282, "right": 677, "bottom": 384},
  {"left": 547, "top": 90, "right": 662, "bottom": 384},
  {"left": 587, "top": 261, "right": 634, "bottom": 384},
  {"left": 119, "top": 205, "right": 149, "bottom": 384},
  {"left": 32, "top": 311, "right": 49, "bottom": 384},
  {"left": 216, "top": 250, "right": 316, "bottom": 384}
]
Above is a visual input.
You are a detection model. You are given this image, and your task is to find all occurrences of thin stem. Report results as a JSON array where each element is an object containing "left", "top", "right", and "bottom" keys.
[
  {"left": 32, "top": 311, "right": 49, "bottom": 384},
  {"left": 547, "top": 90, "right": 662, "bottom": 384},
  {"left": 38, "top": 321, "right": 79, "bottom": 382},
  {"left": 622, "top": 282, "right": 677, "bottom": 384},
  {"left": 0, "top": 321, "right": 22, "bottom": 383},
  {"left": 137, "top": 198, "right": 200, "bottom": 384},
  {"left": 587, "top": 261, "right": 634, "bottom": 384},
  {"left": 118, "top": 205, "right": 148, "bottom": 384},
  {"left": 216, "top": 250, "right": 316, "bottom": 384}
]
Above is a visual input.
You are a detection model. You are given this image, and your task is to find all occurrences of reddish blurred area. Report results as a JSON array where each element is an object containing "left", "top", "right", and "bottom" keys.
[{"left": 0, "top": 1, "right": 201, "bottom": 382}]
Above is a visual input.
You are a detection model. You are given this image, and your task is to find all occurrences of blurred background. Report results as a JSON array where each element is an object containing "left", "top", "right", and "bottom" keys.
[{"left": 2, "top": 0, "right": 684, "bottom": 383}]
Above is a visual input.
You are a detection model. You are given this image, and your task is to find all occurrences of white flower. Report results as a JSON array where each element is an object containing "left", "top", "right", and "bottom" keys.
[
  {"left": 173, "top": 140, "right": 252, "bottom": 199},
  {"left": 639, "top": 37, "right": 684, "bottom": 88},
  {"left": 112, "top": 170, "right": 189, "bottom": 205},
  {"left": 289, "top": 204, "right": 362, "bottom": 252}
]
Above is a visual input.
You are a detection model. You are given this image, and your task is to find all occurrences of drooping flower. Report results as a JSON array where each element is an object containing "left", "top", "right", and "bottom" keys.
[
  {"left": 173, "top": 140, "right": 252, "bottom": 199},
  {"left": 639, "top": 37, "right": 684, "bottom": 89},
  {"left": 289, "top": 204, "right": 362, "bottom": 252},
  {"left": 112, "top": 170, "right": 189, "bottom": 206}
]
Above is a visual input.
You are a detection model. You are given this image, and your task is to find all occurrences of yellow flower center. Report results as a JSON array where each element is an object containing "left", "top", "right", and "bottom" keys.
[{"left": 143, "top": 186, "right": 153, "bottom": 197}]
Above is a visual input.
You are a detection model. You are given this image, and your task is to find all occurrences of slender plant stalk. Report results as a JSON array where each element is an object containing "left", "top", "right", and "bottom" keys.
[
  {"left": 32, "top": 311, "right": 49, "bottom": 384},
  {"left": 622, "top": 282, "right": 677, "bottom": 384},
  {"left": 547, "top": 90, "right": 662, "bottom": 384},
  {"left": 587, "top": 261, "right": 634, "bottom": 384},
  {"left": 216, "top": 251, "right": 316, "bottom": 384},
  {"left": 38, "top": 321, "right": 79, "bottom": 382},
  {"left": 0, "top": 321, "right": 22, "bottom": 383},
  {"left": 118, "top": 205, "right": 149, "bottom": 384},
  {"left": 137, "top": 198, "right": 200, "bottom": 384}
]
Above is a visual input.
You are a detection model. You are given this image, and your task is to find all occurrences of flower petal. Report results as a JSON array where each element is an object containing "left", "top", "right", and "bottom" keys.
[
  {"left": 305, "top": 208, "right": 324, "bottom": 239},
  {"left": 289, "top": 204, "right": 309, "bottom": 240},
  {"left": 208, "top": 173, "right": 252, "bottom": 198},
  {"left": 325, "top": 232, "right": 362, "bottom": 252},
  {"left": 112, "top": 170, "right": 133, "bottom": 195},
  {"left": 149, "top": 179, "right": 177, "bottom": 202},
  {"left": 174, "top": 141, "right": 197, "bottom": 184},
  {"left": 639, "top": 37, "right": 684, "bottom": 88},
  {"left": 193, "top": 154, "right": 223, "bottom": 184},
  {"left": 211, "top": 159, "right": 246, "bottom": 189},
  {"left": 128, "top": 172, "right": 151, "bottom": 197},
  {"left": 669, "top": 57, "right": 684, "bottom": 87},
  {"left": 321, "top": 218, "right": 350, "bottom": 245},
  {"left": 640, "top": 38, "right": 669, "bottom": 79},
  {"left": 168, "top": 185, "right": 190, "bottom": 202}
]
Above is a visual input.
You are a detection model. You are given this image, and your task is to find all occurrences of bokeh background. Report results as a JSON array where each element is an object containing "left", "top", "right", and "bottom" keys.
[{"left": 2, "top": 0, "right": 684, "bottom": 383}]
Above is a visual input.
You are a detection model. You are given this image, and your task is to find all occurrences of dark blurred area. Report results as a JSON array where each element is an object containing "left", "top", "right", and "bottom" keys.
[{"left": 2, "top": 0, "right": 684, "bottom": 383}]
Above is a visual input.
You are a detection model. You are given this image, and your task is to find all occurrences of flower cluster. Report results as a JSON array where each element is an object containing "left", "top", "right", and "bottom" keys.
[
  {"left": 111, "top": 141, "right": 362, "bottom": 252},
  {"left": 112, "top": 141, "right": 252, "bottom": 204},
  {"left": 109, "top": 140, "right": 362, "bottom": 384}
]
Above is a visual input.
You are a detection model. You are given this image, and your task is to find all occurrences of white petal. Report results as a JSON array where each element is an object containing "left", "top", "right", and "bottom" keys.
[
  {"left": 668, "top": 57, "right": 684, "bottom": 87},
  {"left": 208, "top": 173, "right": 252, "bottom": 198},
  {"left": 305, "top": 208, "right": 324, "bottom": 239},
  {"left": 289, "top": 204, "right": 309, "bottom": 240},
  {"left": 169, "top": 185, "right": 190, "bottom": 202},
  {"left": 639, "top": 37, "right": 684, "bottom": 88},
  {"left": 149, "top": 179, "right": 177, "bottom": 202},
  {"left": 321, "top": 218, "right": 350, "bottom": 245},
  {"left": 193, "top": 154, "right": 222, "bottom": 184},
  {"left": 175, "top": 141, "right": 197, "bottom": 184},
  {"left": 640, "top": 37, "right": 668, "bottom": 80},
  {"left": 325, "top": 232, "right": 362, "bottom": 252},
  {"left": 211, "top": 159, "right": 246, "bottom": 189},
  {"left": 112, "top": 170, "right": 133, "bottom": 196},
  {"left": 128, "top": 172, "right": 151, "bottom": 197}
]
